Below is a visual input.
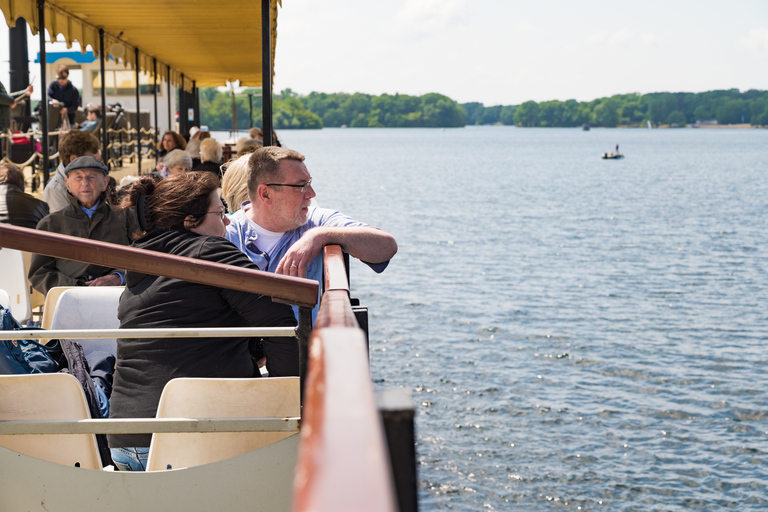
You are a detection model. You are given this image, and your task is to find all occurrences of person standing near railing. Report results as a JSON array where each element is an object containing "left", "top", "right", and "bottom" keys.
[
  {"left": 0, "top": 81, "right": 33, "bottom": 160},
  {"left": 47, "top": 65, "right": 81, "bottom": 127}
]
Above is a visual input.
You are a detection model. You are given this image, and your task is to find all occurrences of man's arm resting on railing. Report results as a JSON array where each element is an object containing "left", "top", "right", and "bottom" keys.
[{"left": 276, "top": 227, "right": 398, "bottom": 277}]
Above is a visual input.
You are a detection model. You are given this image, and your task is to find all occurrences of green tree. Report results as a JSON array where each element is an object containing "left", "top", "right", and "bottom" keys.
[
  {"left": 513, "top": 101, "right": 540, "bottom": 126},
  {"left": 666, "top": 110, "right": 687, "bottom": 127}
]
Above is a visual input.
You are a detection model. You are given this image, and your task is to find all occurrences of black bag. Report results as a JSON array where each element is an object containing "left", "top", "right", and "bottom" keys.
[{"left": 0, "top": 305, "right": 58, "bottom": 375}]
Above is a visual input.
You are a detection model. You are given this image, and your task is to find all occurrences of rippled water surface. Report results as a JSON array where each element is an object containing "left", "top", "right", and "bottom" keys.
[{"left": 276, "top": 126, "right": 768, "bottom": 511}]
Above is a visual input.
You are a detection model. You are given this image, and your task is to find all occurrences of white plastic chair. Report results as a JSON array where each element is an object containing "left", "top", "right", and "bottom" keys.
[
  {"left": 49, "top": 287, "right": 123, "bottom": 358},
  {"left": 0, "top": 289, "right": 10, "bottom": 310},
  {"left": 0, "top": 373, "right": 102, "bottom": 469},
  {"left": 0, "top": 248, "right": 32, "bottom": 323},
  {"left": 147, "top": 377, "right": 300, "bottom": 471}
]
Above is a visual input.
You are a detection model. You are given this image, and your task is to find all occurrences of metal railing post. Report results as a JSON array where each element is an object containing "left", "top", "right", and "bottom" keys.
[{"left": 99, "top": 29, "right": 109, "bottom": 169}]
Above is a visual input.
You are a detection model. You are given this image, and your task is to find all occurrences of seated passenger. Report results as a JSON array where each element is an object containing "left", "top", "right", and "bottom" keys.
[
  {"left": 191, "top": 138, "right": 223, "bottom": 181},
  {"left": 155, "top": 130, "right": 186, "bottom": 172},
  {"left": 78, "top": 106, "right": 101, "bottom": 133},
  {"left": 43, "top": 129, "right": 101, "bottom": 213},
  {"left": 186, "top": 129, "right": 211, "bottom": 168},
  {"left": 108, "top": 171, "right": 298, "bottom": 471},
  {"left": 235, "top": 137, "right": 263, "bottom": 158},
  {"left": 28, "top": 156, "right": 139, "bottom": 295},
  {"left": 226, "top": 147, "right": 397, "bottom": 317},
  {"left": 0, "top": 162, "right": 49, "bottom": 229},
  {"left": 220, "top": 154, "right": 251, "bottom": 213},
  {"left": 151, "top": 149, "right": 192, "bottom": 179}
]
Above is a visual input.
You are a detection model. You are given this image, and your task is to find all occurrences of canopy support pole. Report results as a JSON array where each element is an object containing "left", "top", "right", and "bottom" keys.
[
  {"left": 134, "top": 48, "right": 141, "bottom": 175},
  {"left": 261, "top": 0, "right": 272, "bottom": 146},
  {"left": 98, "top": 29, "right": 108, "bottom": 170},
  {"left": 37, "top": 0, "right": 49, "bottom": 183},
  {"left": 249, "top": 93, "right": 253, "bottom": 128},
  {"left": 193, "top": 80, "right": 200, "bottom": 128},
  {"left": 166, "top": 65, "right": 171, "bottom": 133},
  {"left": 153, "top": 58, "right": 158, "bottom": 158}
]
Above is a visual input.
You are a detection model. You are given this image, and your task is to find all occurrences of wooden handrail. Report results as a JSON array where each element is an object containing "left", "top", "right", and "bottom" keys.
[
  {"left": 292, "top": 247, "right": 397, "bottom": 512},
  {"left": 0, "top": 224, "right": 318, "bottom": 308}
]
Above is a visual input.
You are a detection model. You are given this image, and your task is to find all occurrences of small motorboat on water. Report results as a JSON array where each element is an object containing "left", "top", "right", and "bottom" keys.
[{"left": 601, "top": 152, "right": 624, "bottom": 159}]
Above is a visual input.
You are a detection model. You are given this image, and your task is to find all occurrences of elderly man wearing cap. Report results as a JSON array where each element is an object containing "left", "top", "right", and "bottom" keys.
[{"left": 29, "top": 156, "right": 140, "bottom": 295}]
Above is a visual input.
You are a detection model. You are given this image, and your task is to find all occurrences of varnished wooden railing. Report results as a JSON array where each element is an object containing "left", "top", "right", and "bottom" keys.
[
  {"left": 292, "top": 245, "right": 397, "bottom": 512},
  {"left": 0, "top": 224, "right": 317, "bottom": 308}
]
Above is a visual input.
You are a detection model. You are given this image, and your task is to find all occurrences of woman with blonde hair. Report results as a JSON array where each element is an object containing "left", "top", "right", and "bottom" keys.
[{"left": 220, "top": 154, "right": 251, "bottom": 213}]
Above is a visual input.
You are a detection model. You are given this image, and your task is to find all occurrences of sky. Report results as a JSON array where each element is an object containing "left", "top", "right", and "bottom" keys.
[
  {"left": 272, "top": 0, "right": 768, "bottom": 105},
  {"left": 1, "top": 0, "right": 766, "bottom": 106}
]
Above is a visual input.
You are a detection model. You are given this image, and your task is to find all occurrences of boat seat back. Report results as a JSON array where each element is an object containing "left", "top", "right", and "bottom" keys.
[
  {"left": 20, "top": 252, "right": 45, "bottom": 312},
  {"left": 0, "top": 248, "right": 32, "bottom": 323},
  {"left": 0, "top": 289, "right": 10, "bottom": 310},
  {"left": 0, "top": 373, "right": 101, "bottom": 469},
  {"left": 49, "top": 287, "right": 123, "bottom": 359},
  {"left": 41, "top": 286, "right": 77, "bottom": 331},
  {"left": 147, "top": 377, "right": 300, "bottom": 471}
]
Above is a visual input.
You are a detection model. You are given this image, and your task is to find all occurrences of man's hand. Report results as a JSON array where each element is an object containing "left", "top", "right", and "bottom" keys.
[
  {"left": 85, "top": 274, "right": 122, "bottom": 287},
  {"left": 60, "top": 107, "right": 68, "bottom": 114},
  {"left": 276, "top": 229, "right": 324, "bottom": 277}
]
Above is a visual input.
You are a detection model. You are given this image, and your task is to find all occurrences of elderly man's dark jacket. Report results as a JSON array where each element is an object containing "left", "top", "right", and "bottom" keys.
[
  {"left": 28, "top": 192, "right": 140, "bottom": 295},
  {"left": 0, "top": 183, "right": 50, "bottom": 229}
]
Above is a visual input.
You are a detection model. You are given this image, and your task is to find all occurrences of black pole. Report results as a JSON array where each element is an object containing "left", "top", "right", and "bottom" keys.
[
  {"left": 179, "top": 74, "right": 186, "bottom": 138},
  {"left": 37, "top": 0, "right": 49, "bottom": 183},
  {"left": 193, "top": 80, "right": 200, "bottom": 128},
  {"left": 134, "top": 48, "right": 141, "bottom": 174},
  {"left": 166, "top": 65, "right": 171, "bottom": 133},
  {"left": 98, "top": 29, "right": 108, "bottom": 169},
  {"left": 153, "top": 58, "right": 158, "bottom": 156},
  {"left": 261, "top": 0, "right": 272, "bottom": 146},
  {"left": 9, "top": 18, "right": 30, "bottom": 120},
  {"left": 248, "top": 93, "right": 253, "bottom": 129}
]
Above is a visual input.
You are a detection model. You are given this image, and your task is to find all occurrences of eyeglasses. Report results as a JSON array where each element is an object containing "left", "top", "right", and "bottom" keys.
[
  {"left": 192, "top": 208, "right": 226, "bottom": 220},
  {"left": 265, "top": 177, "right": 313, "bottom": 193}
]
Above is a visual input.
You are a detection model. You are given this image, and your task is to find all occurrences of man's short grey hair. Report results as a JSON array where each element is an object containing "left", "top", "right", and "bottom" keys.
[{"left": 163, "top": 149, "right": 193, "bottom": 170}]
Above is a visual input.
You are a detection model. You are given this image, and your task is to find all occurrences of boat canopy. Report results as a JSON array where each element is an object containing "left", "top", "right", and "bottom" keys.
[{"left": 0, "top": 0, "right": 279, "bottom": 91}]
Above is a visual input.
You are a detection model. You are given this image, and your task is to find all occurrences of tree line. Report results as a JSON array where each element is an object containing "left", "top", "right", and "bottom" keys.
[{"left": 200, "top": 88, "right": 768, "bottom": 130}]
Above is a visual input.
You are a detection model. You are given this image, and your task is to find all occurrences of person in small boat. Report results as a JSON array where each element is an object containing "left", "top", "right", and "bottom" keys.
[
  {"left": 615, "top": 144, "right": 619, "bottom": 154},
  {"left": 226, "top": 147, "right": 398, "bottom": 316},
  {"left": 43, "top": 129, "right": 102, "bottom": 212},
  {"left": 108, "top": 171, "right": 298, "bottom": 471},
  {"left": 150, "top": 149, "right": 192, "bottom": 179},
  {"left": 190, "top": 138, "right": 224, "bottom": 181},
  {"left": 29, "top": 156, "right": 140, "bottom": 295},
  {"left": 155, "top": 130, "right": 186, "bottom": 171},
  {"left": 0, "top": 162, "right": 49, "bottom": 229}
]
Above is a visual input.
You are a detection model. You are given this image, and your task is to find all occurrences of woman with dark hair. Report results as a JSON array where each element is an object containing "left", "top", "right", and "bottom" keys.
[
  {"left": 155, "top": 130, "right": 187, "bottom": 171},
  {"left": 108, "top": 172, "right": 298, "bottom": 471}
]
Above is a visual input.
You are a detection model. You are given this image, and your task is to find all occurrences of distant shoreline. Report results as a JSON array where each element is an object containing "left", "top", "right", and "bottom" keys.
[{"left": 612, "top": 123, "right": 763, "bottom": 129}]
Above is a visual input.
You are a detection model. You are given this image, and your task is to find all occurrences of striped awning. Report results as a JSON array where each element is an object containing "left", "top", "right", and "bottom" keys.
[{"left": 0, "top": 0, "right": 279, "bottom": 92}]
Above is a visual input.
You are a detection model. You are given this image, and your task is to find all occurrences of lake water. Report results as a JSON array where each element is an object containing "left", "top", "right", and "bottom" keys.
[{"left": 225, "top": 126, "right": 768, "bottom": 510}]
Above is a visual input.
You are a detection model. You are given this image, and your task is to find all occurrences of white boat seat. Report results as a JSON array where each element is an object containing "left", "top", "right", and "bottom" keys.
[
  {"left": 0, "top": 289, "right": 10, "bottom": 310},
  {"left": 0, "top": 373, "right": 101, "bottom": 469},
  {"left": 49, "top": 287, "right": 123, "bottom": 359},
  {"left": 147, "top": 377, "right": 300, "bottom": 471},
  {"left": 0, "top": 248, "right": 32, "bottom": 323}
]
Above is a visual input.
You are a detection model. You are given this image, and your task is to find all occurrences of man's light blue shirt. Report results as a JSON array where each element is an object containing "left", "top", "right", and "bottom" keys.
[{"left": 226, "top": 203, "right": 389, "bottom": 317}]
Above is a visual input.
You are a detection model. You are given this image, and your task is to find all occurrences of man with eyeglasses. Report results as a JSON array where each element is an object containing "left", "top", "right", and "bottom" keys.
[
  {"left": 29, "top": 156, "right": 140, "bottom": 295},
  {"left": 226, "top": 147, "right": 398, "bottom": 315}
]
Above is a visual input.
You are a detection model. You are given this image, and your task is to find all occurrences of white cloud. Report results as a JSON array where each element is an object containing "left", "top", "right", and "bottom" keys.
[
  {"left": 397, "top": 0, "right": 469, "bottom": 31},
  {"left": 608, "top": 29, "right": 635, "bottom": 45},
  {"left": 739, "top": 28, "right": 768, "bottom": 51}
]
